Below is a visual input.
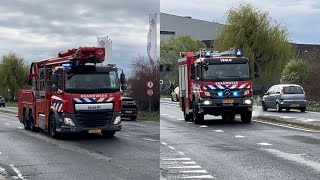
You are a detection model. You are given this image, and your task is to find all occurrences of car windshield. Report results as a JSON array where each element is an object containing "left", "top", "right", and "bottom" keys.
[
  {"left": 203, "top": 63, "right": 250, "bottom": 81},
  {"left": 65, "top": 70, "right": 120, "bottom": 93},
  {"left": 284, "top": 86, "right": 303, "bottom": 94}
]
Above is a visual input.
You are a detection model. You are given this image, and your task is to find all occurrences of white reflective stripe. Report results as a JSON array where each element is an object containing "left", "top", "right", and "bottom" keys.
[
  {"left": 74, "top": 103, "right": 113, "bottom": 110},
  {"left": 97, "top": 98, "right": 105, "bottom": 102},
  {"left": 53, "top": 103, "right": 57, "bottom": 108},
  {"left": 208, "top": 85, "right": 215, "bottom": 89},
  {"left": 217, "top": 85, "right": 224, "bottom": 89},
  {"left": 203, "top": 86, "right": 207, "bottom": 90},
  {"left": 58, "top": 103, "right": 63, "bottom": 112},
  {"left": 230, "top": 85, "right": 237, "bottom": 89},
  {"left": 73, "top": 98, "right": 82, "bottom": 103},
  {"left": 107, "top": 97, "right": 114, "bottom": 102},
  {"left": 83, "top": 98, "right": 92, "bottom": 102},
  {"left": 239, "top": 83, "right": 247, "bottom": 89},
  {"left": 247, "top": 85, "right": 251, "bottom": 88},
  {"left": 52, "top": 95, "right": 62, "bottom": 100}
]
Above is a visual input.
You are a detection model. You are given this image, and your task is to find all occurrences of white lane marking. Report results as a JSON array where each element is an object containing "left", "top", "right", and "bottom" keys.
[
  {"left": 182, "top": 161, "right": 197, "bottom": 165},
  {"left": 161, "top": 142, "right": 167, "bottom": 146},
  {"left": 10, "top": 165, "right": 25, "bottom": 180},
  {"left": 200, "top": 125, "right": 208, "bottom": 128},
  {"left": 265, "top": 149, "right": 320, "bottom": 171},
  {"left": 177, "top": 118, "right": 185, "bottom": 121},
  {"left": 235, "top": 135, "right": 245, "bottom": 138},
  {"left": 18, "top": 127, "right": 23, "bottom": 129},
  {"left": 5, "top": 123, "right": 10, "bottom": 126},
  {"left": 182, "top": 175, "right": 214, "bottom": 179},
  {"left": 168, "top": 165, "right": 202, "bottom": 169},
  {"left": 214, "top": 130, "right": 224, "bottom": 132},
  {"left": 180, "top": 170, "right": 208, "bottom": 173},
  {"left": 187, "top": 122, "right": 193, "bottom": 124},
  {"left": 257, "top": 142, "right": 272, "bottom": 146},
  {"left": 168, "top": 146, "right": 176, "bottom": 150},
  {"left": 162, "top": 158, "right": 191, "bottom": 161},
  {"left": 253, "top": 120, "right": 320, "bottom": 133},
  {"left": 141, "top": 138, "right": 157, "bottom": 142},
  {"left": 178, "top": 151, "right": 185, "bottom": 155}
]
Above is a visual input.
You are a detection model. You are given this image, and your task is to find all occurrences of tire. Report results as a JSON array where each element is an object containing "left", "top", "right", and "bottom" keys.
[
  {"left": 193, "top": 100, "right": 204, "bottom": 125},
  {"left": 241, "top": 111, "right": 252, "bottom": 123},
  {"left": 23, "top": 111, "right": 30, "bottom": 130},
  {"left": 49, "top": 114, "right": 60, "bottom": 139},
  {"left": 183, "top": 109, "right": 192, "bottom": 122},
  {"left": 130, "top": 116, "right": 137, "bottom": 121},
  {"left": 171, "top": 95, "right": 174, "bottom": 101},
  {"left": 29, "top": 112, "right": 39, "bottom": 132},
  {"left": 276, "top": 103, "right": 282, "bottom": 112},
  {"left": 3, "top": 104, "right": 5, "bottom": 107},
  {"left": 102, "top": 130, "right": 116, "bottom": 137},
  {"left": 222, "top": 113, "right": 235, "bottom": 121},
  {"left": 262, "top": 102, "right": 267, "bottom": 111},
  {"left": 286, "top": 108, "right": 290, "bottom": 112},
  {"left": 176, "top": 95, "right": 179, "bottom": 102},
  {"left": 300, "top": 107, "right": 306, "bottom": 112}
]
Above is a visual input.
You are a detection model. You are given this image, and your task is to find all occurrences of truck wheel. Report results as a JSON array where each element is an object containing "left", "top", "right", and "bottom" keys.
[
  {"left": 193, "top": 101, "right": 204, "bottom": 125},
  {"left": 49, "top": 114, "right": 60, "bottom": 139},
  {"left": 23, "top": 111, "right": 30, "bottom": 130},
  {"left": 130, "top": 116, "right": 137, "bottom": 121},
  {"left": 241, "top": 111, "right": 252, "bottom": 123},
  {"left": 183, "top": 110, "right": 191, "bottom": 122},
  {"left": 29, "top": 113, "right": 39, "bottom": 132},
  {"left": 102, "top": 130, "right": 116, "bottom": 137}
]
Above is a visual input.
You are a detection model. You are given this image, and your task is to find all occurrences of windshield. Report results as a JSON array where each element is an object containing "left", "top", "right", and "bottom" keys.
[
  {"left": 65, "top": 70, "right": 120, "bottom": 93},
  {"left": 202, "top": 63, "right": 250, "bottom": 81}
]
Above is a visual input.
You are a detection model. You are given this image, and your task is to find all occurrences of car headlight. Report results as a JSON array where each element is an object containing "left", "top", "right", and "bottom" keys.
[
  {"left": 64, "top": 117, "right": 75, "bottom": 126},
  {"left": 243, "top": 99, "right": 252, "bottom": 104},
  {"left": 203, "top": 100, "right": 212, "bottom": 105},
  {"left": 113, "top": 116, "right": 121, "bottom": 125}
]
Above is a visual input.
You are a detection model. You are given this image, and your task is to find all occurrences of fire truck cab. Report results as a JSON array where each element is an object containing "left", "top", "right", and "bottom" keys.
[
  {"left": 178, "top": 49, "right": 259, "bottom": 124},
  {"left": 18, "top": 46, "right": 126, "bottom": 138}
]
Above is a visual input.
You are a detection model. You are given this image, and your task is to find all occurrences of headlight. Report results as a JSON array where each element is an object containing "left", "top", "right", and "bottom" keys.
[
  {"left": 64, "top": 117, "right": 75, "bottom": 126},
  {"left": 204, "top": 91, "right": 210, "bottom": 96},
  {"left": 203, "top": 100, "right": 212, "bottom": 105},
  {"left": 244, "top": 90, "right": 250, "bottom": 96},
  {"left": 113, "top": 116, "right": 121, "bottom": 125},
  {"left": 243, "top": 99, "right": 252, "bottom": 104}
]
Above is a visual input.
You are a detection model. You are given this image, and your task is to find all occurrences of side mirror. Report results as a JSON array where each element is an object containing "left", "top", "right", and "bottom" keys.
[
  {"left": 121, "top": 84, "right": 127, "bottom": 90},
  {"left": 52, "top": 84, "right": 58, "bottom": 92},
  {"left": 120, "top": 73, "right": 126, "bottom": 84},
  {"left": 190, "top": 74, "right": 195, "bottom": 79},
  {"left": 52, "top": 73, "right": 58, "bottom": 85}
]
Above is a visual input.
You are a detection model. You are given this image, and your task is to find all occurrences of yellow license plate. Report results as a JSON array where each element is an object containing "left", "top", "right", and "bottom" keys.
[
  {"left": 222, "top": 99, "right": 234, "bottom": 103},
  {"left": 88, "top": 129, "right": 102, "bottom": 134},
  {"left": 291, "top": 104, "right": 300, "bottom": 107}
]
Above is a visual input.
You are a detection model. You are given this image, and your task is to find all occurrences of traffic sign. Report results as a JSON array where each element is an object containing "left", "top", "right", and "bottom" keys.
[
  {"left": 147, "top": 81, "right": 154, "bottom": 88},
  {"left": 147, "top": 89, "right": 154, "bottom": 96}
]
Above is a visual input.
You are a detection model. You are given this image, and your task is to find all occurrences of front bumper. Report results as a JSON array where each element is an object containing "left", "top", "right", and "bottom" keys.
[
  {"left": 199, "top": 98, "right": 253, "bottom": 115},
  {"left": 121, "top": 109, "right": 138, "bottom": 117},
  {"left": 56, "top": 111, "right": 122, "bottom": 134},
  {"left": 279, "top": 100, "right": 306, "bottom": 108}
]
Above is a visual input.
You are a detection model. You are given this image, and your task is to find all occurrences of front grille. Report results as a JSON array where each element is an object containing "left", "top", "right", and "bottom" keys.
[{"left": 75, "top": 111, "right": 113, "bottom": 128}]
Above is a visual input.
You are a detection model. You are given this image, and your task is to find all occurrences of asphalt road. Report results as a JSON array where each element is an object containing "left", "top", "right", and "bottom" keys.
[
  {"left": 160, "top": 99, "right": 320, "bottom": 179},
  {"left": 0, "top": 111, "right": 160, "bottom": 180}
]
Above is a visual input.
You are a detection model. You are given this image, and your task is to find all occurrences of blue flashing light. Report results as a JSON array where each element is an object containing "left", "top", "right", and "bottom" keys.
[
  {"left": 62, "top": 63, "right": 73, "bottom": 67},
  {"left": 218, "top": 92, "right": 223, "bottom": 97},
  {"left": 205, "top": 51, "right": 211, "bottom": 57},
  {"left": 233, "top": 91, "right": 239, "bottom": 96},
  {"left": 236, "top": 49, "right": 242, "bottom": 56}
]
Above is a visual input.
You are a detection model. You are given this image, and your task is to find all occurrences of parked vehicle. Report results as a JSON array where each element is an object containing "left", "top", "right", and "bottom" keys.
[
  {"left": 121, "top": 97, "right": 138, "bottom": 120},
  {"left": 262, "top": 84, "right": 306, "bottom": 112},
  {"left": 0, "top": 96, "right": 5, "bottom": 107},
  {"left": 171, "top": 87, "right": 179, "bottom": 102}
]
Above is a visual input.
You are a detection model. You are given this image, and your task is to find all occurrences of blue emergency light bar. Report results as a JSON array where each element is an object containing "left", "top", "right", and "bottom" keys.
[{"left": 201, "top": 49, "right": 242, "bottom": 58}]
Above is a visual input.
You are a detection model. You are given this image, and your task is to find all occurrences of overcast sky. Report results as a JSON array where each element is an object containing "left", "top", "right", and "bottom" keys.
[
  {"left": 161, "top": 0, "right": 320, "bottom": 44},
  {"left": 0, "top": 0, "right": 159, "bottom": 74}
]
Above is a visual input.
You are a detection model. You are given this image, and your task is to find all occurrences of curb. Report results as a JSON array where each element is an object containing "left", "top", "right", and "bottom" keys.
[{"left": 255, "top": 115, "right": 320, "bottom": 131}]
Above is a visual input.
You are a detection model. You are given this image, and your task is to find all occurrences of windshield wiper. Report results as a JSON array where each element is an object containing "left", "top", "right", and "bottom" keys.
[{"left": 223, "top": 75, "right": 245, "bottom": 80}]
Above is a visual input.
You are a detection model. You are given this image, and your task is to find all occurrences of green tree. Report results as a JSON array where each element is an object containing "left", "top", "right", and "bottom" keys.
[
  {"left": 160, "top": 35, "right": 206, "bottom": 86},
  {"left": 214, "top": 3, "right": 293, "bottom": 82},
  {"left": 0, "top": 53, "right": 29, "bottom": 99},
  {"left": 280, "top": 59, "right": 313, "bottom": 85}
]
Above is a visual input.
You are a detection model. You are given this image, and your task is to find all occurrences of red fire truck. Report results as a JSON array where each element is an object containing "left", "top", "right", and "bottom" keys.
[
  {"left": 178, "top": 49, "right": 259, "bottom": 124},
  {"left": 18, "top": 46, "right": 126, "bottom": 138}
]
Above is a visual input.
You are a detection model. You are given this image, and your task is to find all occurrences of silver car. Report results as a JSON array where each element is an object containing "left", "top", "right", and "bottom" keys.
[
  {"left": 262, "top": 84, "right": 306, "bottom": 112},
  {"left": 0, "top": 96, "right": 5, "bottom": 107}
]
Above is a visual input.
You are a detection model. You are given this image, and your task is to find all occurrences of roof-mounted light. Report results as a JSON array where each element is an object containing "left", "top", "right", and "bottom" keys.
[{"left": 236, "top": 49, "right": 242, "bottom": 56}]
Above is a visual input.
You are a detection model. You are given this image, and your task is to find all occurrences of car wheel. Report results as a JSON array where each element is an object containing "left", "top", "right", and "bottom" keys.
[
  {"left": 262, "top": 102, "right": 267, "bottom": 111},
  {"left": 176, "top": 95, "right": 179, "bottom": 102},
  {"left": 300, "top": 107, "right": 306, "bottom": 112},
  {"left": 276, "top": 103, "right": 282, "bottom": 112},
  {"left": 171, "top": 95, "right": 174, "bottom": 101}
]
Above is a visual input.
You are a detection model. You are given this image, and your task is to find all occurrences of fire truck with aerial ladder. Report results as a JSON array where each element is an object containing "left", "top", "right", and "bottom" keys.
[
  {"left": 178, "top": 49, "right": 259, "bottom": 124},
  {"left": 18, "top": 46, "right": 126, "bottom": 138}
]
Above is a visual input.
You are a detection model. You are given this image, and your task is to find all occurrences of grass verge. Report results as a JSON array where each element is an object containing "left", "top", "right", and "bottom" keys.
[
  {"left": 4, "top": 102, "right": 18, "bottom": 107},
  {"left": 137, "top": 111, "right": 159, "bottom": 122}
]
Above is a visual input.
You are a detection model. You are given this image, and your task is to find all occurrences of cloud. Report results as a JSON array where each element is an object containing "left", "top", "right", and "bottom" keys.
[
  {"left": 161, "top": 0, "right": 320, "bottom": 44},
  {"left": 0, "top": 0, "right": 160, "bottom": 74}
]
